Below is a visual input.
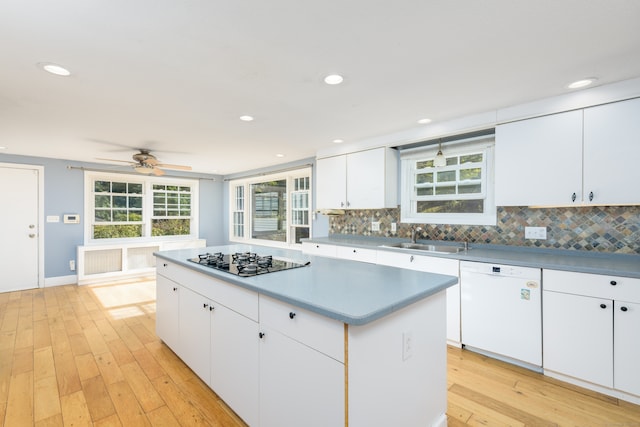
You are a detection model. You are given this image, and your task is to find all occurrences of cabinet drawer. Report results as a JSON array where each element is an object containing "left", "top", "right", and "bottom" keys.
[
  {"left": 376, "top": 250, "right": 459, "bottom": 275},
  {"left": 544, "top": 269, "right": 640, "bottom": 303},
  {"left": 335, "top": 246, "right": 377, "bottom": 264},
  {"left": 301, "top": 242, "right": 337, "bottom": 258},
  {"left": 157, "top": 259, "right": 259, "bottom": 321},
  {"left": 259, "top": 295, "right": 344, "bottom": 362}
]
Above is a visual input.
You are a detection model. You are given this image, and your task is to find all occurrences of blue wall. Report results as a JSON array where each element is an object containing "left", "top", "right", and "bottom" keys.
[{"left": 0, "top": 154, "right": 223, "bottom": 279}]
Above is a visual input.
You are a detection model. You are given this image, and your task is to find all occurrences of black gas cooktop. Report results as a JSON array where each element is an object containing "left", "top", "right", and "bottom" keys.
[{"left": 188, "top": 252, "right": 309, "bottom": 277}]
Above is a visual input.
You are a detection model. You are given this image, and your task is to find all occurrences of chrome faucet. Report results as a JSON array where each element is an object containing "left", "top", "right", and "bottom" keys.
[{"left": 410, "top": 226, "right": 422, "bottom": 244}]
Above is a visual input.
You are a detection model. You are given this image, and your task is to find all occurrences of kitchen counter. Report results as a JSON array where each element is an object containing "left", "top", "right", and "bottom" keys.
[
  {"left": 303, "top": 235, "right": 640, "bottom": 278},
  {"left": 154, "top": 243, "right": 458, "bottom": 325}
]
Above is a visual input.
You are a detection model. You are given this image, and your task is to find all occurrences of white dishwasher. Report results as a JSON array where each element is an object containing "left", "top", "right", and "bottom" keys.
[{"left": 460, "top": 261, "right": 542, "bottom": 369}]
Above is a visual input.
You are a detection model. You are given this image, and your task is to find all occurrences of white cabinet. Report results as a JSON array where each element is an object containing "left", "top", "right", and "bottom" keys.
[
  {"left": 614, "top": 301, "right": 640, "bottom": 396},
  {"left": 376, "top": 250, "right": 461, "bottom": 346},
  {"left": 301, "top": 241, "right": 337, "bottom": 258},
  {"left": 316, "top": 147, "right": 398, "bottom": 210},
  {"left": 583, "top": 97, "right": 640, "bottom": 205},
  {"left": 259, "top": 295, "right": 344, "bottom": 427},
  {"left": 155, "top": 275, "right": 181, "bottom": 351},
  {"left": 178, "top": 286, "right": 211, "bottom": 384},
  {"left": 543, "top": 290, "right": 613, "bottom": 387},
  {"left": 543, "top": 269, "right": 640, "bottom": 398},
  {"left": 495, "top": 110, "right": 583, "bottom": 206},
  {"left": 210, "top": 303, "right": 260, "bottom": 427},
  {"left": 336, "top": 245, "right": 377, "bottom": 264},
  {"left": 496, "top": 97, "right": 640, "bottom": 206}
]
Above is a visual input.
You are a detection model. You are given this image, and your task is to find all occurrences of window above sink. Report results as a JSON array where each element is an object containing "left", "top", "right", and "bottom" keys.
[{"left": 399, "top": 135, "right": 496, "bottom": 226}]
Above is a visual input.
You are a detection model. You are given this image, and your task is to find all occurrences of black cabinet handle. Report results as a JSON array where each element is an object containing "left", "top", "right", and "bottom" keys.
[
  {"left": 353, "top": 249, "right": 357, "bottom": 253},
  {"left": 203, "top": 303, "right": 209, "bottom": 309},
  {"left": 163, "top": 263, "right": 168, "bottom": 267},
  {"left": 600, "top": 303, "right": 607, "bottom": 309},
  {"left": 610, "top": 280, "right": 617, "bottom": 286},
  {"left": 571, "top": 192, "right": 577, "bottom": 202},
  {"left": 209, "top": 306, "right": 215, "bottom": 311},
  {"left": 289, "top": 312, "right": 296, "bottom": 319},
  {"left": 172, "top": 287, "right": 178, "bottom": 292},
  {"left": 589, "top": 191, "right": 594, "bottom": 202},
  {"left": 621, "top": 306, "right": 628, "bottom": 312},
  {"left": 259, "top": 332, "right": 265, "bottom": 339}
]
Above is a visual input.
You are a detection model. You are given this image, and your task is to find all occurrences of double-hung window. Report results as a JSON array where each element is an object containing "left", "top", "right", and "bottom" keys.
[
  {"left": 400, "top": 137, "right": 496, "bottom": 225},
  {"left": 229, "top": 168, "right": 311, "bottom": 246},
  {"left": 86, "top": 172, "right": 199, "bottom": 242}
]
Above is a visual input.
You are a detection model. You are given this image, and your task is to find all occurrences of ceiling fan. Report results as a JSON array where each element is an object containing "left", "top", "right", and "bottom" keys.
[{"left": 98, "top": 149, "right": 192, "bottom": 176}]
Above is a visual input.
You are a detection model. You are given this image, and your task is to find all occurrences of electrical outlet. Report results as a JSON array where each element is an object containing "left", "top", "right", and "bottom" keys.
[
  {"left": 525, "top": 226, "right": 547, "bottom": 240},
  {"left": 371, "top": 221, "right": 380, "bottom": 232},
  {"left": 402, "top": 331, "right": 413, "bottom": 361},
  {"left": 391, "top": 222, "right": 397, "bottom": 233},
  {"left": 69, "top": 260, "right": 76, "bottom": 271}
]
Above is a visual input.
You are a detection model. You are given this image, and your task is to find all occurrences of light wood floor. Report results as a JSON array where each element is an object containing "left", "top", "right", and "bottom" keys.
[{"left": 1, "top": 280, "right": 639, "bottom": 426}]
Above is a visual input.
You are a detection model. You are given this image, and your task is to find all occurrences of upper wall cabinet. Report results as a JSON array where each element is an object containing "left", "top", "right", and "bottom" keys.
[
  {"left": 316, "top": 147, "right": 398, "bottom": 210},
  {"left": 495, "top": 97, "right": 640, "bottom": 206}
]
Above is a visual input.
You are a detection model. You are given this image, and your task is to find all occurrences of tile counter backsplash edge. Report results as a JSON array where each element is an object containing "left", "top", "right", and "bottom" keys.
[{"left": 327, "top": 206, "right": 640, "bottom": 255}]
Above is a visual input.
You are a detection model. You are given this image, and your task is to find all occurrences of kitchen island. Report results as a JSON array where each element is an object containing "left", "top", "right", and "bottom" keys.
[{"left": 154, "top": 244, "right": 457, "bottom": 427}]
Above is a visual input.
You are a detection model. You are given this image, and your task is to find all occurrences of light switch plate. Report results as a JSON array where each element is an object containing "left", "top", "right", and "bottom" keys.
[{"left": 371, "top": 221, "right": 380, "bottom": 232}]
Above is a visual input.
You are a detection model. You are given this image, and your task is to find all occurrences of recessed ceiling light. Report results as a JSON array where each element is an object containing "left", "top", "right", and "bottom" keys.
[
  {"left": 417, "top": 118, "right": 432, "bottom": 124},
  {"left": 332, "top": 139, "right": 344, "bottom": 144},
  {"left": 567, "top": 78, "right": 597, "bottom": 89},
  {"left": 39, "top": 62, "right": 71, "bottom": 76},
  {"left": 276, "top": 154, "right": 285, "bottom": 158},
  {"left": 324, "top": 74, "right": 344, "bottom": 85},
  {"left": 239, "top": 115, "right": 254, "bottom": 122}
]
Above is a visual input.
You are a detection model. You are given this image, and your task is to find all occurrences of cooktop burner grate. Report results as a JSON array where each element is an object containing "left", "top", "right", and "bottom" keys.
[{"left": 188, "top": 252, "right": 309, "bottom": 277}]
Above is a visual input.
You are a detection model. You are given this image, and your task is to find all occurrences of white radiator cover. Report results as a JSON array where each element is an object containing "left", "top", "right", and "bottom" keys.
[{"left": 77, "top": 239, "right": 205, "bottom": 285}]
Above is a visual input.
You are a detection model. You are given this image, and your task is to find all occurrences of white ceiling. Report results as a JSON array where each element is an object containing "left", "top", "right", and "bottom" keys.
[{"left": 1, "top": 0, "right": 640, "bottom": 175}]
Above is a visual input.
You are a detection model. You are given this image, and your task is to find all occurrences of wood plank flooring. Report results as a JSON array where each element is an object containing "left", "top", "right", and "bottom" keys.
[{"left": 1, "top": 279, "right": 639, "bottom": 426}]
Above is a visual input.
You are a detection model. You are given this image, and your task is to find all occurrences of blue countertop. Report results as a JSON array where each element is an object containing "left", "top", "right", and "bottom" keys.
[
  {"left": 304, "top": 236, "right": 640, "bottom": 279},
  {"left": 154, "top": 244, "right": 458, "bottom": 326}
]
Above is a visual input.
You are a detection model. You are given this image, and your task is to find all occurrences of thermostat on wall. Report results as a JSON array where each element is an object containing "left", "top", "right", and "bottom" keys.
[{"left": 63, "top": 214, "right": 80, "bottom": 224}]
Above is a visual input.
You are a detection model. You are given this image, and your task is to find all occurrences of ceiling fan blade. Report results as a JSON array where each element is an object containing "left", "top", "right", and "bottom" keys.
[
  {"left": 95, "top": 157, "right": 135, "bottom": 164},
  {"left": 152, "top": 167, "right": 165, "bottom": 176},
  {"left": 156, "top": 163, "right": 192, "bottom": 171}
]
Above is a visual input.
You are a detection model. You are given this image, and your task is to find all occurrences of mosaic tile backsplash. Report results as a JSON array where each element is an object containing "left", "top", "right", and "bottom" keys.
[{"left": 328, "top": 206, "right": 640, "bottom": 255}]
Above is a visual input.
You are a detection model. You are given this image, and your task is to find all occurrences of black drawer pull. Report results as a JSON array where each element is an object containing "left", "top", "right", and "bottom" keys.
[
  {"left": 259, "top": 332, "right": 266, "bottom": 339},
  {"left": 289, "top": 312, "right": 296, "bottom": 319},
  {"left": 600, "top": 303, "right": 607, "bottom": 309},
  {"left": 621, "top": 306, "right": 628, "bottom": 312},
  {"left": 610, "top": 280, "right": 617, "bottom": 286}
]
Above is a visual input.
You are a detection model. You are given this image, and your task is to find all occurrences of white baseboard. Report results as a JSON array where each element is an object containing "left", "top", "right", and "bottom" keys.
[{"left": 44, "top": 275, "right": 77, "bottom": 287}]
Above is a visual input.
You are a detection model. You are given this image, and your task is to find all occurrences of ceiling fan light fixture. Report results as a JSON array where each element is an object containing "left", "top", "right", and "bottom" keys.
[
  {"left": 434, "top": 143, "right": 447, "bottom": 167},
  {"left": 134, "top": 165, "right": 154, "bottom": 174}
]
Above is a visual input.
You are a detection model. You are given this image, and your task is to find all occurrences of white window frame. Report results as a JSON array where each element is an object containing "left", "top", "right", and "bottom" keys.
[
  {"left": 228, "top": 167, "right": 312, "bottom": 248},
  {"left": 400, "top": 137, "right": 496, "bottom": 226},
  {"left": 84, "top": 171, "right": 199, "bottom": 244}
]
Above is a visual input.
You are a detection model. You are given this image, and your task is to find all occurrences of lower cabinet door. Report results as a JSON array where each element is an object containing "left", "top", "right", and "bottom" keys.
[
  {"left": 210, "top": 304, "right": 259, "bottom": 427},
  {"left": 156, "top": 275, "right": 180, "bottom": 351},
  {"left": 614, "top": 300, "right": 640, "bottom": 396},
  {"left": 179, "top": 287, "right": 211, "bottom": 384},
  {"left": 543, "top": 291, "right": 613, "bottom": 387},
  {"left": 259, "top": 328, "right": 344, "bottom": 427}
]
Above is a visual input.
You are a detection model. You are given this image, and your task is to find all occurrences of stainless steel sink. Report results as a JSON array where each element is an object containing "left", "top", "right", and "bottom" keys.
[{"left": 380, "top": 242, "right": 466, "bottom": 254}]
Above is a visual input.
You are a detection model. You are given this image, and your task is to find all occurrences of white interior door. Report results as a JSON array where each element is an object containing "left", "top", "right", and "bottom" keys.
[{"left": 0, "top": 165, "right": 41, "bottom": 292}]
